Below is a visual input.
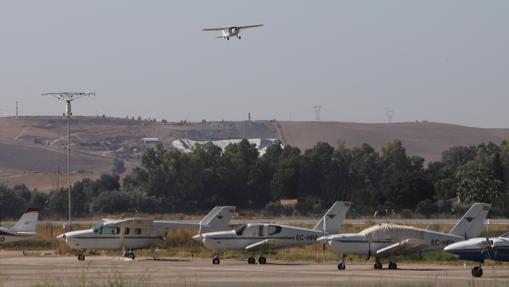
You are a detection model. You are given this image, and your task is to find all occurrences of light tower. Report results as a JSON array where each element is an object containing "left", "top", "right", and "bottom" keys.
[
  {"left": 386, "top": 110, "right": 395, "bottom": 123},
  {"left": 313, "top": 105, "right": 322, "bottom": 121},
  {"left": 42, "top": 92, "right": 95, "bottom": 228}
]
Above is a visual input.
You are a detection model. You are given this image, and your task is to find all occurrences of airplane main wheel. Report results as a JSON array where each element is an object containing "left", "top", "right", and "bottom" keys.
[
  {"left": 248, "top": 257, "right": 256, "bottom": 264},
  {"left": 212, "top": 257, "right": 220, "bottom": 265},
  {"left": 337, "top": 262, "right": 346, "bottom": 270},
  {"left": 127, "top": 253, "right": 135, "bottom": 260},
  {"left": 374, "top": 262, "right": 383, "bottom": 270},
  {"left": 258, "top": 256, "right": 267, "bottom": 265},
  {"left": 77, "top": 254, "right": 85, "bottom": 261},
  {"left": 239, "top": 36, "right": 242, "bottom": 40},
  {"left": 471, "top": 266, "right": 483, "bottom": 277},
  {"left": 388, "top": 262, "right": 397, "bottom": 270}
]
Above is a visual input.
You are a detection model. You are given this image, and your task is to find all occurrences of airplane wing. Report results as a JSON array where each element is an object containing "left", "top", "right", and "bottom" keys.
[
  {"left": 375, "top": 238, "right": 427, "bottom": 257},
  {"left": 245, "top": 239, "right": 288, "bottom": 251},
  {"left": 239, "top": 24, "right": 264, "bottom": 29},
  {"left": 202, "top": 27, "right": 228, "bottom": 31}
]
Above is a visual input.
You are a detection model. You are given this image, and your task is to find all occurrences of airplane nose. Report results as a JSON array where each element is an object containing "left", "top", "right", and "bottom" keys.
[
  {"left": 317, "top": 236, "right": 329, "bottom": 244},
  {"left": 56, "top": 233, "right": 66, "bottom": 240}
]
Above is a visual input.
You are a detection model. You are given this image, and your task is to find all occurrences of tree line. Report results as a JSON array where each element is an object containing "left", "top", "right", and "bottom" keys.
[{"left": 1, "top": 139, "right": 509, "bottom": 220}]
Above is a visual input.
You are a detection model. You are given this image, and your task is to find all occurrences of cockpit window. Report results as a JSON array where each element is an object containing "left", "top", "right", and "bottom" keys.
[
  {"left": 92, "top": 223, "right": 104, "bottom": 234},
  {"left": 235, "top": 224, "right": 247, "bottom": 236},
  {"left": 268, "top": 225, "right": 282, "bottom": 235}
]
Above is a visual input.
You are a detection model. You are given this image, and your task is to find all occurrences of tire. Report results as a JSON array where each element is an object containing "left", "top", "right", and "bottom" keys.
[
  {"left": 248, "top": 257, "right": 256, "bottom": 264},
  {"left": 127, "top": 253, "right": 135, "bottom": 260},
  {"left": 337, "top": 262, "right": 346, "bottom": 270},
  {"left": 374, "top": 262, "right": 382, "bottom": 270},
  {"left": 258, "top": 256, "right": 267, "bottom": 265},
  {"left": 77, "top": 254, "right": 85, "bottom": 261},
  {"left": 212, "top": 257, "right": 220, "bottom": 265},
  {"left": 471, "top": 266, "right": 483, "bottom": 277},
  {"left": 388, "top": 262, "right": 397, "bottom": 270}
]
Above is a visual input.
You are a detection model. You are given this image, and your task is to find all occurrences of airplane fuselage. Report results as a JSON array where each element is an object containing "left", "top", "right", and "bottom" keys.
[
  {"left": 60, "top": 224, "right": 166, "bottom": 251},
  {"left": 0, "top": 228, "right": 34, "bottom": 244},
  {"left": 444, "top": 237, "right": 509, "bottom": 262},
  {"left": 199, "top": 223, "right": 322, "bottom": 251},
  {"left": 326, "top": 225, "right": 464, "bottom": 257}
]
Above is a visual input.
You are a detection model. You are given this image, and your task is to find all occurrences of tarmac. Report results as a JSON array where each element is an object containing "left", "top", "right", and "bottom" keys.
[{"left": 1, "top": 254, "right": 508, "bottom": 287}]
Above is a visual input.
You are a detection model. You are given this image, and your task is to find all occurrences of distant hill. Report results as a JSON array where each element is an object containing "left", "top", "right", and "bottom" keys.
[{"left": 1, "top": 116, "right": 509, "bottom": 190}]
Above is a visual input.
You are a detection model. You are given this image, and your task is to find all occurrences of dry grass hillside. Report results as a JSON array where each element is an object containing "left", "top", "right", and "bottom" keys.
[{"left": 2, "top": 116, "right": 509, "bottom": 190}]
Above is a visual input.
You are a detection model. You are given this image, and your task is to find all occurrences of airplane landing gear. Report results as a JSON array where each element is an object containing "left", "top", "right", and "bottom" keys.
[
  {"left": 248, "top": 256, "right": 256, "bottom": 264},
  {"left": 374, "top": 258, "right": 383, "bottom": 270},
  {"left": 77, "top": 253, "right": 85, "bottom": 261},
  {"left": 212, "top": 257, "right": 220, "bottom": 265},
  {"left": 337, "top": 255, "right": 346, "bottom": 270},
  {"left": 238, "top": 36, "right": 242, "bottom": 40},
  {"left": 227, "top": 37, "right": 230, "bottom": 40},
  {"left": 123, "top": 250, "right": 135, "bottom": 260},
  {"left": 258, "top": 256, "right": 267, "bottom": 265},
  {"left": 388, "top": 261, "right": 397, "bottom": 270},
  {"left": 471, "top": 266, "right": 483, "bottom": 277}
]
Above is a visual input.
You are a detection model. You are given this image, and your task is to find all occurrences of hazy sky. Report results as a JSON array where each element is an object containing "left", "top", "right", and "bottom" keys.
[{"left": 0, "top": 1, "right": 508, "bottom": 127}]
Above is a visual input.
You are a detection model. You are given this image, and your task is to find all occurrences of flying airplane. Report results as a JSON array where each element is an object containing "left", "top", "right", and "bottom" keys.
[
  {"left": 0, "top": 208, "right": 39, "bottom": 244},
  {"left": 57, "top": 206, "right": 235, "bottom": 261},
  {"left": 202, "top": 24, "right": 263, "bottom": 40},
  {"left": 317, "top": 203, "right": 491, "bottom": 270},
  {"left": 193, "top": 201, "right": 351, "bottom": 265},
  {"left": 444, "top": 232, "right": 509, "bottom": 277}
]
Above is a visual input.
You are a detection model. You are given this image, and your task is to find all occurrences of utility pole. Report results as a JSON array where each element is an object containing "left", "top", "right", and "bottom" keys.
[
  {"left": 313, "top": 105, "right": 322, "bottom": 121},
  {"left": 16, "top": 101, "right": 19, "bottom": 120},
  {"left": 42, "top": 92, "right": 95, "bottom": 229}
]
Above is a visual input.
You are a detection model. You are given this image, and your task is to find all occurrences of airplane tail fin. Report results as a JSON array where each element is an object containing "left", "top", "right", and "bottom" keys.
[
  {"left": 449, "top": 203, "right": 491, "bottom": 239},
  {"left": 11, "top": 208, "right": 39, "bottom": 234},
  {"left": 200, "top": 206, "right": 236, "bottom": 231},
  {"left": 313, "top": 201, "right": 351, "bottom": 235}
]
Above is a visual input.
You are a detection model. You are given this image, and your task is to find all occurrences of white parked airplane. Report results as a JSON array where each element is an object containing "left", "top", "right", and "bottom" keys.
[
  {"left": 0, "top": 208, "right": 39, "bottom": 244},
  {"left": 444, "top": 232, "right": 509, "bottom": 277},
  {"left": 57, "top": 206, "right": 235, "bottom": 261},
  {"left": 318, "top": 203, "right": 491, "bottom": 270},
  {"left": 202, "top": 24, "right": 263, "bottom": 40},
  {"left": 193, "top": 201, "right": 351, "bottom": 264}
]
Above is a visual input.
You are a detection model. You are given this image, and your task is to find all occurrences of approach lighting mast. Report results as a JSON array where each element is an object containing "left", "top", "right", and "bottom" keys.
[{"left": 42, "top": 92, "right": 95, "bottom": 228}]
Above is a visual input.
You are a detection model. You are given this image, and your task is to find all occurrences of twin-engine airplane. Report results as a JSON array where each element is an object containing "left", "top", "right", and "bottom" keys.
[
  {"left": 318, "top": 203, "right": 491, "bottom": 270},
  {"left": 444, "top": 232, "right": 509, "bottom": 277},
  {"left": 202, "top": 24, "right": 263, "bottom": 40},
  {"left": 0, "top": 208, "right": 39, "bottom": 244},
  {"left": 193, "top": 201, "right": 351, "bottom": 265},
  {"left": 57, "top": 206, "right": 235, "bottom": 261}
]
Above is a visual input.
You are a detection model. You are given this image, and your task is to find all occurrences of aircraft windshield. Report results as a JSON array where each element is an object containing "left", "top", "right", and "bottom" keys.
[
  {"left": 235, "top": 224, "right": 247, "bottom": 236},
  {"left": 92, "top": 223, "right": 104, "bottom": 234}
]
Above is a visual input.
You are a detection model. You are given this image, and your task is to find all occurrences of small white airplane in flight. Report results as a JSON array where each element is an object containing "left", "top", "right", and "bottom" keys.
[
  {"left": 318, "top": 203, "right": 491, "bottom": 270},
  {"left": 444, "top": 231, "right": 509, "bottom": 277},
  {"left": 193, "top": 201, "right": 351, "bottom": 265},
  {"left": 0, "top": 208, "right": 39, "bottom": 244},
  {"left": 57, "top": 206, "right": 235, "bottom": 261},
  {"left": 202, "top": 24, "right": 263, "bottom": 40}
]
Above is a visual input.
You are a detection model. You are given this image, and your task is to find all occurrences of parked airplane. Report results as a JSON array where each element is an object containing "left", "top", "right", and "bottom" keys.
[
  {"left": 57, "top": 206, "right": 235, "bottom": 261},
  {"left": 444, "top": 232, "right": 509, "bottom": 277},
  {"left": 318, "top": 203, "right": 491, "bottom": 270},
  {"left": 202, "top": 24, "right": 263, "bottom": 40},
  {"left": 193, "top": 201, "right": 351, "bottom": 265},
  {"left": 0, "top": 208, "right": 39, "bottom": 244}
]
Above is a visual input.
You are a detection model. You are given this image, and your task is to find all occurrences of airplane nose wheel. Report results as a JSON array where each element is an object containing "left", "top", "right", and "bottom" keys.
[
  {"left": 248, "top": 256, "right": 256, "bottom": 264},
  {"left": 212, "top": 257, "right": 220, "bottom": 265},
  {"left": 258, "top": 256, "right": 267, "bottom": 264},
  {"left": 77, "top": 253, "right": 85, "bottom": 261},
  {"left": 337, "top": 262, "right": 346, "bottom": 270},
  {"left": 124, "top": 251, "right": 135, "bottom": 260},
  {"left": 471, "top": 266, "right": 483, "bottom": 277}
]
